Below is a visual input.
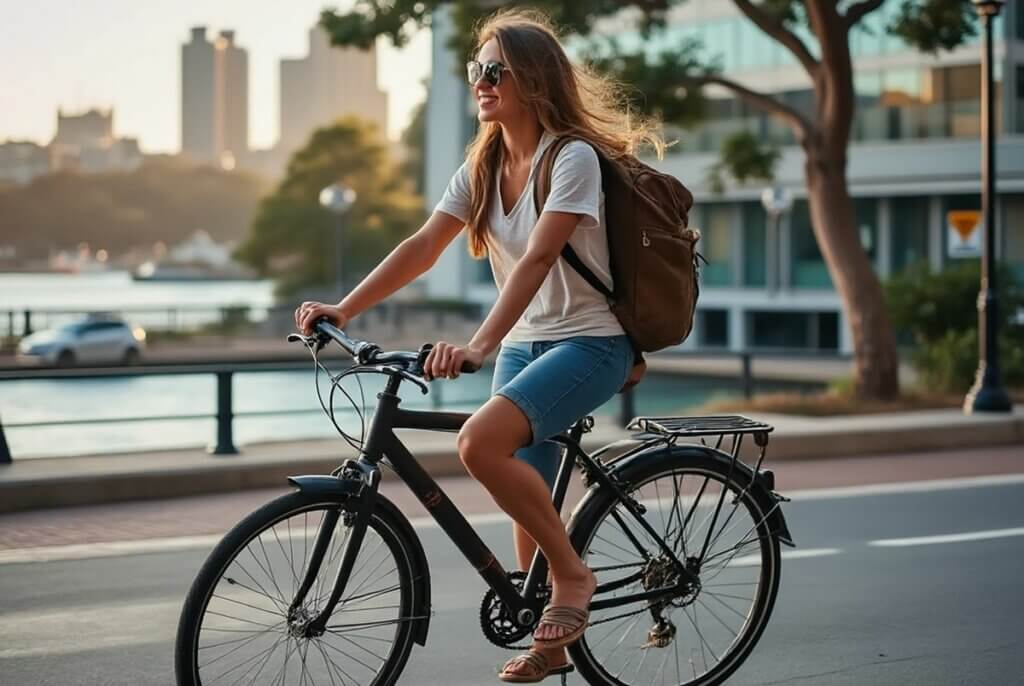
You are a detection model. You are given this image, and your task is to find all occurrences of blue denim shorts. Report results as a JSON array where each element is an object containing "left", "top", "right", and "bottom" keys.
[{"left": 491, "top": 334, "right": 634, "bottom": 489}]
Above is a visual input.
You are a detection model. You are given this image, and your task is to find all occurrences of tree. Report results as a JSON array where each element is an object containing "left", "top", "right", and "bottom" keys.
[
  {"left": 401, "top": 97, "right": 427, "bottom": 195},
  {"left": 320, "top": 0, "right": 980, "bottom": 400},
  {"left": 0, "top": 157, "right": 269, "bottom": 259},
  {"left": 236, "top": 116, "right": 425, "bottom": 295}
]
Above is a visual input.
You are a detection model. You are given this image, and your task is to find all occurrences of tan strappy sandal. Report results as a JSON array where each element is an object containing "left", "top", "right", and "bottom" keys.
[
  {"left": 498, "top": 649, "right": 574, "bottom": 683},
  {"left": 530, "top": 605, "right": 589, "bottom": 651}
]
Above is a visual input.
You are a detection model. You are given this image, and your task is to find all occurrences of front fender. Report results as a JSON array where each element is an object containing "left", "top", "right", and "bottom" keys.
[{"left": 569, "top": 444, "right": 795, "bottom": 548}]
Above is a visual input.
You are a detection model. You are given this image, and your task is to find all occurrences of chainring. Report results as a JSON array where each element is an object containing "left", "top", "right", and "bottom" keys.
[{"left": 479, "top": 571, "right": 550, "bottom": 649}]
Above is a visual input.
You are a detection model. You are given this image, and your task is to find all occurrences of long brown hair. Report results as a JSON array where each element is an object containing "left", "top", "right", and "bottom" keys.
[{"left": 463, "top": 8, "right": 666, "bottom": 258}]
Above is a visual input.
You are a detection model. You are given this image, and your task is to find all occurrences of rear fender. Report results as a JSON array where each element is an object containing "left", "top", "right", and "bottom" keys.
[{"left": 287, "top": 475, "right": 433, "bottom": 645}]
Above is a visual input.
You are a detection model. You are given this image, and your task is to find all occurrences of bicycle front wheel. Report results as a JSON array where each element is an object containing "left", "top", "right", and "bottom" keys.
[
  {"left": 175, "top": 489, "right": 419, "bottom": 686},
  {"left": 568, "top": 450, "right": 782, "bottom": 686}
]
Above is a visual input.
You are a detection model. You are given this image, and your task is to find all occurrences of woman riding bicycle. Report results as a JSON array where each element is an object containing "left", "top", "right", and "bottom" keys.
[{"left": 296, "top": 8, "right": 666, "bottom": 682}]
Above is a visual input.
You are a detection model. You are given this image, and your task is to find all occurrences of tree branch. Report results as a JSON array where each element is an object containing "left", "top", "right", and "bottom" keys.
[
  {"left": 844, "top": 0, "right": 886, "bottom": 29},
  {"left": 694, "top": 74, "right": 813, "bottom": 142},
  {"left": 731, "top": 0, "right": 819, "bottom": 77}
]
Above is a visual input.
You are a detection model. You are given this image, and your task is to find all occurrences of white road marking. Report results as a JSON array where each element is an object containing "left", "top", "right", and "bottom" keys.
[
  {"left": 729, "top": 547, "right": 842, "bottom": 567},
  {"left": 868, "top": 526, "right": 1024, "bottom": 548},
  {"left": 1, "top": 473, "right": 1023, "bottom": 565}
]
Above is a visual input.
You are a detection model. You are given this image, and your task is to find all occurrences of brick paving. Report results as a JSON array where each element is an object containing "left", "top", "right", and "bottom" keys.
[{"left": 0, "top": 445, "right": 1020, "bottom": 551}]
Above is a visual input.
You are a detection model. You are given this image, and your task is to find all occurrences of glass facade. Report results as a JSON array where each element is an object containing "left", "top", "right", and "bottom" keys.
[
  {"left": 749, "top": 311, "right": 838, "bottom": 350},
  {"left": 742, "top": 202, "right": 767, "bottom": 287},
  {"left": 789, "top": 201, "right": 832, "bottom": 289},
  {"left": 698, "top": 309, "right": 729, "bottom": 347},
  {"left": 1004, "top": 194, "right": 1024, "bottom": 284},
  {"left": 890, "top": 196, "right": 931, "bottom": 273},
  {"left": 698, "top": 203, "right": 734, "bottom": 286}
]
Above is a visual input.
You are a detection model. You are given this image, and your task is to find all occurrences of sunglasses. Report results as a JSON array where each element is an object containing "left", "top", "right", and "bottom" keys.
[{"left": 466, "top": 60, "right": 510, "bottom": 87}]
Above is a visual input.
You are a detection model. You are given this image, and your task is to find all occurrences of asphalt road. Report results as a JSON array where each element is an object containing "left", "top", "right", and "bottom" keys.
[{"left": 2, "top": 475, "right": 1023, "bottom": 685}]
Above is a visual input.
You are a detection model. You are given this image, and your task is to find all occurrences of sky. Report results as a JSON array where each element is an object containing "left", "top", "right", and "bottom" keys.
[{"left": 0, "top": 1, "right": 432, "bottom": 153}]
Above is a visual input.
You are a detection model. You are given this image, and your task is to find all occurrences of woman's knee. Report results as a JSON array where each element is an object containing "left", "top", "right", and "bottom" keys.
[{"left": 457, "top": 397, "right": 531, "bottom": 475}]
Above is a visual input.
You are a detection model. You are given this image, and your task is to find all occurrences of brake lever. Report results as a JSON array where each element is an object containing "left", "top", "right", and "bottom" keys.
[{"left": 381, "top": 366, "right": 430, "bottom": 395}]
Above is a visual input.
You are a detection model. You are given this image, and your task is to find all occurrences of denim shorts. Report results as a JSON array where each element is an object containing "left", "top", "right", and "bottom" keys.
[{"left": 491, "top": 334, "right": 634, "bottom": 489}]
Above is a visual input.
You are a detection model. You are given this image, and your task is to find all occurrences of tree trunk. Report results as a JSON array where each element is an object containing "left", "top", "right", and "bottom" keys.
[{"left": 804, "top": 146, "right": 900, "bottom": 399}]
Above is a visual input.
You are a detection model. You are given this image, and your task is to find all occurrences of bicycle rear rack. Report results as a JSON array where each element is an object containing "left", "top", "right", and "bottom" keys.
[{"left": 626, "top": 414, "right": 777, "bottom": 491}]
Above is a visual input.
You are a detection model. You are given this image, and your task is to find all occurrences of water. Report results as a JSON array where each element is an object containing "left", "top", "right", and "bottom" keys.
[
  {"left": 0, "top": 271, "right": 276, "bottom": 332},
  {"left": 1, "top": 368, "right": 812, "bottom": 459}
]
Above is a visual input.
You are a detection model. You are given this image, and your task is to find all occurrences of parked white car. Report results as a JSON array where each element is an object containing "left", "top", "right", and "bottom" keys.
[{"left": 17, "top": 317, "right": 146, "bottom": 367}]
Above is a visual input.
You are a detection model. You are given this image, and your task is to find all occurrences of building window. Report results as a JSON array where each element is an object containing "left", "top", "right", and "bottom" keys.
[
  {"left": 698, "top": 309, "right": 729, "bottom": 348},
  {"left": 742, "top": 202, "right": 767, "bottom": 287},
  {"left": 855, "top": 197, "right": 879, "bottom": 265},
  {"left": 698, "top": 203, "right": 734, "bottom": 287},
  {"left": 890, "top": 196, "right": 930, "bottom": 274},
  {"left": 750, "top": 311, "right": 839, "bottom": 350},
  {"left": 1004, "top": 194, "right": 1024, "bottom": 285},
  {"left": 789, "top": 201, "right": 832, "bottom": 289}
]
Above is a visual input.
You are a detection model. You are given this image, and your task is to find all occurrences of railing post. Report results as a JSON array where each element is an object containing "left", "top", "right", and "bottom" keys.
[
  {"left": 741, "top": 352, "right": 753, "bottom": 399},
  {"left": 619, "top": 384, "right": 635, "bottom": 428},
  {"left": 22, "top": 309, "right": 32, "bottom": 336},
  {"left": 0, "top": 412, "right": 11, "bottom": 464},
  {"left": 211, "top": 371, "right": 239, "bottom": 455}
]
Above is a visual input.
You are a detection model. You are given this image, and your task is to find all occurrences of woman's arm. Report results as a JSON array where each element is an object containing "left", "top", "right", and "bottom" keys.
[
  {"left": 422, "top": 210, "right": 579, "bottom": 380},
  {"left": 296, "top": 210, "right": 464, "bottom": 333}
]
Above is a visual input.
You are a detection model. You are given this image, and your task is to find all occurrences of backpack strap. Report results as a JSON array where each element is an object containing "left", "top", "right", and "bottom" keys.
[{"left": 533, "top": 136, "right": 614, "bottom": 300}]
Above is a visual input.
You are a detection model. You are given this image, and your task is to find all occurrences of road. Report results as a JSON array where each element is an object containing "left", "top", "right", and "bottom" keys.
[{"left": 1, "top": 449, "right": 1022, "bottom": 685}]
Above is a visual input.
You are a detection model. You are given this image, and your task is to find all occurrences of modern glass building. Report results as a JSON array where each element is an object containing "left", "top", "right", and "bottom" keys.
[{"left": 423, "top": 3, "right": 1024, "bottom": 353}]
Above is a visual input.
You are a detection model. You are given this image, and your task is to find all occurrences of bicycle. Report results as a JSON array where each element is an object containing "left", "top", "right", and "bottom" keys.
[{"left": 175, "top": 319, "right": 795, "bottom": 686}]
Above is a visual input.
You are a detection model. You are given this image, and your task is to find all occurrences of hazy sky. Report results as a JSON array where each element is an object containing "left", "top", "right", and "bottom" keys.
[{"left": 0, "top": 1, "right": 432, "bottom": 153}]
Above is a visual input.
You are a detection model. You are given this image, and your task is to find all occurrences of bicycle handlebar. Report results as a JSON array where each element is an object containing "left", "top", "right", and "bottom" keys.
[{"left": 289, "top": 318, "right": 478, "bottom": 375}]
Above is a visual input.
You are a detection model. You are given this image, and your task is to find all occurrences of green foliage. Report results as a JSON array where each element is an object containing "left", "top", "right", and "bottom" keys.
[
  {"left": 705, "top": 130, "right": 780, "bottom": 194},
  {"left": 885, "top": 261, "right": 1024, "bottom": 392},
  {"left": 0, "top": 158, "right": 269, "bottom": 259},
  {"left": 889, "top": 0, "right": 978, "bottom": 54},
  {"left": 401, "top": 98, "right": 427, "bottom": 195},
  {"left": 236, "top": 117, "right": 425, "bottom": 295}
]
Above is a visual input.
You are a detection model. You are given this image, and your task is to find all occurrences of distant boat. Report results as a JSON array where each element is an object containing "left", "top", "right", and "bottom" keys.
[{"left": 131, "top": 260, "right": 257, "bottom": 282}]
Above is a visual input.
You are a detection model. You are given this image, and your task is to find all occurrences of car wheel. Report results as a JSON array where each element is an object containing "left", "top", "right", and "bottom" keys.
[
  {"left": 55, "top": 350, "right": 76, "bottom": 368},
  {"left": 123, "top": 348, "right": 141, "bottom": 366}
]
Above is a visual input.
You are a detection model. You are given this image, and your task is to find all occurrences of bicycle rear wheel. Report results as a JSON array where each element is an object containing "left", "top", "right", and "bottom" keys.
[
  {"left": 175, "top": 489, "right": 419, "bottom": 686},
  {"left": 568, "top": 450, "right": 782, "bottom": 686}
]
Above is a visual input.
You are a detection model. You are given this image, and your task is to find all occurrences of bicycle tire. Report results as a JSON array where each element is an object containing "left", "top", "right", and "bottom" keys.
[
  {"left": 567, "top": 449, "right": 782, "bottom": 686},
  {"left": 175, "top": 489, "right": 420, "bottom": 686}
]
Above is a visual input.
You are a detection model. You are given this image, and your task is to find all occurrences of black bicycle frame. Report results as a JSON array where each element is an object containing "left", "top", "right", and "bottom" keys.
[{"left": 300, "top": 370, "right": 699, "bottom": 635}]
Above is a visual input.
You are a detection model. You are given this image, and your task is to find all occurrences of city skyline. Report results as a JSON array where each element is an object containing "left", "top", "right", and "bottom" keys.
[{"left": 0, "top": 1, "right": 431, "bottom": 153}]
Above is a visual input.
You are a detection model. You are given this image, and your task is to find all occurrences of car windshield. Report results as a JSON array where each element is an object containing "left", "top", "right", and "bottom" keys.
[{"left": 57, "top": 322, "right": 88, "bottom": 335}]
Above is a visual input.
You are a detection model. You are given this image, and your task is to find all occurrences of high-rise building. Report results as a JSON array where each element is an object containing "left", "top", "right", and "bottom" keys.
[
  {"left": 48, "top": 108, "right": 141, "bottom": 174},
  {"left": 181, "top": 27, "right": 249, "bottom": 166},
  {"left": 278, "top": 25, "right": 388, "bottom": 156},
  {"left": 423, "top": 3, "right": 1024, "bottom": 353}
]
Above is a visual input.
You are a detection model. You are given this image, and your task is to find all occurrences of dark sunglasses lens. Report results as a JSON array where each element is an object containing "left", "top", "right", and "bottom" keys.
[{"left": 483, "top": 62, "right": 502, "bottom": 86}]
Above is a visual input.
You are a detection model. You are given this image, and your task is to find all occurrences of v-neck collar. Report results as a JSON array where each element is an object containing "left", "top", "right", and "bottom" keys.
[{"left": 497, "top": 130, "right": 556, "bottom": 220}]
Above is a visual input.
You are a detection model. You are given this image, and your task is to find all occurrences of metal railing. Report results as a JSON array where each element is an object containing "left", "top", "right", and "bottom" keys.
[{"left": 0, "top": 349, "right": 819, "bottom": 463}]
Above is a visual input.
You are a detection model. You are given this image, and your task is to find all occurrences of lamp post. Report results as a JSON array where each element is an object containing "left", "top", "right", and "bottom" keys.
[
  {"left": 965, "top": 0, "right": 1011, "bottom": 413},
  {"left": 760, "top": 186, "right": 793, "bottom": 293},
  {"left": 319, "top": 183, "right": 357, "bottom": 296}
]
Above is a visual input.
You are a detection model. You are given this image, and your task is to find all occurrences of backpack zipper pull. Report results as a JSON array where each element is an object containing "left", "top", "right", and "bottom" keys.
[{"left": 641, "top": 230, "right": 650, "bottom": 247}]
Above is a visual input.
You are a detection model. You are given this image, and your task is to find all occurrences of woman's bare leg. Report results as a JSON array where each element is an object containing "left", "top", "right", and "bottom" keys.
[{"left": 459, "top": 395, "right": 596, "bottom": 647}]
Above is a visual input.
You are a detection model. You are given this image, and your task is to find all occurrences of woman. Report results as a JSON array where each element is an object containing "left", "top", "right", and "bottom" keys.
[{"left": 296, "top": 8, "right": 665, "bottom": 682}]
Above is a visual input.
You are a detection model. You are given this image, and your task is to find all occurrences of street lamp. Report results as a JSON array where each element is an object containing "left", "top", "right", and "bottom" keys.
[
  {"left": 964, "top": 0, "right": 1012, "bottom": 413},
  {"left": 319, "top": 183, "right": 357, "bottom": 296},
  {"left": 760, "top": 186, "right": 792, "bottom": 293}
]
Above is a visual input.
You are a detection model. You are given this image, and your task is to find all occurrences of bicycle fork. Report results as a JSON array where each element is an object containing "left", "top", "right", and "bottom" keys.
[{"left": 287, "top": 460, "right": 382, "bottom": 638}]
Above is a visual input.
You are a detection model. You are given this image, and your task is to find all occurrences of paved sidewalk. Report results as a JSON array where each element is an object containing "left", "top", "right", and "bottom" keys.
[
  {"left": 0, "top": 407, "right": 1020, "bottom": 513},
  {"left": 1, "top": 444, "right": 1021, "bottom": 553}
]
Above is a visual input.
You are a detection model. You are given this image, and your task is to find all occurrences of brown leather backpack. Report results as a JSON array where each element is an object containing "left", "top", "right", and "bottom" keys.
[{"left": 533, "top": 137, "right": 701, "bottom": 377}]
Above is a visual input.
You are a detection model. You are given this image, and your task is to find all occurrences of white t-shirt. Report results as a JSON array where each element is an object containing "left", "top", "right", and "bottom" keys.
[{"left": 434, "top": 131, "right": 624, "bottom": 343}]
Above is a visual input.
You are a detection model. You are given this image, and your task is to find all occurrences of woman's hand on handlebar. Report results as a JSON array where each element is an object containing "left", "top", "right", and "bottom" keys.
[
  {"left": 422, "top": 342, "right": 483, "bottom": 381},
  {"left": 295, "top": 301, "right": 349, "bottom": 335}
]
